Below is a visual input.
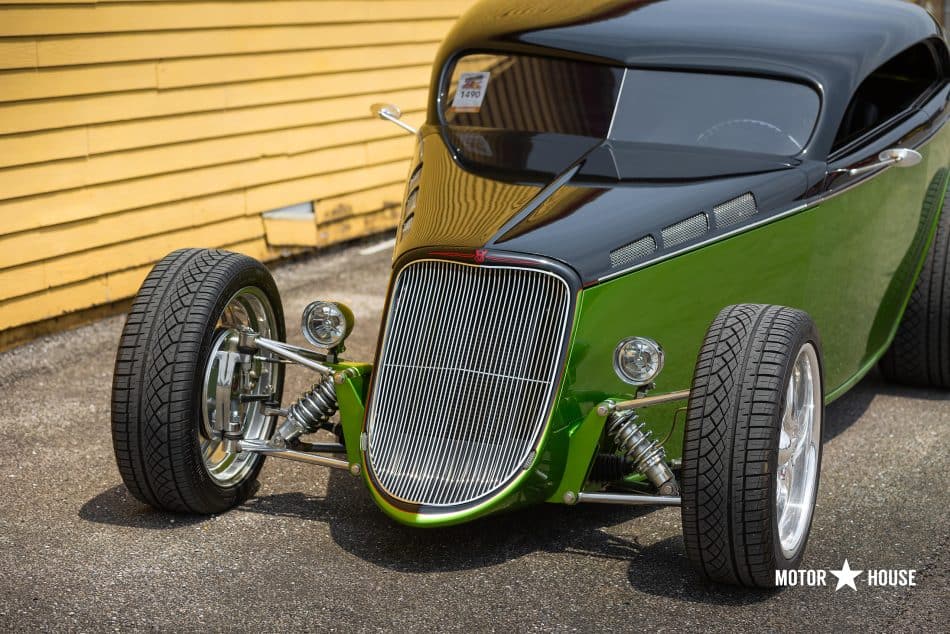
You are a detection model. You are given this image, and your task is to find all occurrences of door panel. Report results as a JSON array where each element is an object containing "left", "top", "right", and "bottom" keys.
[{"left": 812, "top": 100, "right": 949, "bottom": 395}]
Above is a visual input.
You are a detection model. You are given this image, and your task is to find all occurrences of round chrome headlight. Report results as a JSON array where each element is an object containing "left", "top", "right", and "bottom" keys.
[
  {"left": 613, "top": 337, "right": 665, "bottom": 386},
  {"left": 301, "top": 301, "right": 354, "bottom": 349}
]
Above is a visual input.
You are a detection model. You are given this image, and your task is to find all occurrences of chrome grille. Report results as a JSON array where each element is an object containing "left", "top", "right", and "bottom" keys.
[{"left": 365, "top": 260, "right": 571, "bottom": 508}]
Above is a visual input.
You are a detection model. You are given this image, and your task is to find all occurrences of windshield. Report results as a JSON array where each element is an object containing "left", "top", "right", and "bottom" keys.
[
  {"left": 442, "top": 54, "right": 820, "bottom": 158},
  {"left": 442, "top": 53, "right": 622, "bottom": 138},
  {"left": 610, "top": 70, "right": 819, "bottom": 155}
]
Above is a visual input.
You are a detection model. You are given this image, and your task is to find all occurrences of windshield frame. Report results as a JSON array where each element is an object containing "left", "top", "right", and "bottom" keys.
[{"left": 437, "top": 50, "right": 824, "bottom": 159}]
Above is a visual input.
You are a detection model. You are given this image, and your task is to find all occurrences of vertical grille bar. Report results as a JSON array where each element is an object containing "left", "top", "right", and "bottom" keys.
[{"left": 365, "top": 260, "right": 571, "bottom": 508}]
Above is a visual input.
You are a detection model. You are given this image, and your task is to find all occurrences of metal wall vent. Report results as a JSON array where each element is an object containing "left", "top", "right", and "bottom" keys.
[
  {"left": 610, "top": 235, "right": 657, "bottom": 269},
  {"left": 661, "top": 213, "right": 708, "bottom": 248},
  {"left": 713, "top": 193, "right": 757, "bottom": 228}
]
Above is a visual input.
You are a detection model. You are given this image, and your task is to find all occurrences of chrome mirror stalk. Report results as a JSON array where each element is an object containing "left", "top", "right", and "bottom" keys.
[
  {"left": 836, "top": 147, "right": 923, "bottom": 177},
  {"left": 370, "top": 102, "right": 418, "bottom": 135}
]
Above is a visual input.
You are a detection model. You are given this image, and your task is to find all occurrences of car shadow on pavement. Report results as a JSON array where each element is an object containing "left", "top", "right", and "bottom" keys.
[
  {"left": 869, "top": 379, "right": 950, "bottom": 401},
  {"left": 79, "top": 484, "right": 219, "bottom": 529},
  {"left": 626, "top": 536, "right": 778, "bottom": 604},
  {"left": 784, "top": 366, "right": 950, "bottom": 447},
  {"left": 823, "top": 367, "right": 950, "bottom": 442},
  {"left": 78, "top": 372, "right": 926, "bottom": 598},
  {"left": 825, "top": 375, "right": 876, "bottom": 442},
  {"left": 242, "top": 474, "right": 654, "bottom": 573},
  {"left": 243, "top": 481, "right": 776, "bottom": 604}
]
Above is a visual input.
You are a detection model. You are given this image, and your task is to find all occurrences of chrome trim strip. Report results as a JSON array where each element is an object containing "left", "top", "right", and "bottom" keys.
[
  {"left": 606, "top": 68, "right": 628, "bottom": 140},
  {"left": 598, "top": 119, "right": 946, "bottom": 283},
  {"left": 598, "top": 197, "right": 820, "bottom": 282}
]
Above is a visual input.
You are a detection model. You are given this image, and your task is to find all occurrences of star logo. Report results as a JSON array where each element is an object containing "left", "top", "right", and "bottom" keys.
[{"left": 829, "top": 559, "right": 863, "bottom": 591}]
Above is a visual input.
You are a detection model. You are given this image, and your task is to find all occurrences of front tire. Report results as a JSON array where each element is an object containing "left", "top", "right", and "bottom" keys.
[
  {"left": 111, "top": 249, "right": 285, "bottom": 514},
  {"left": 681, "top": 304, "right": 824, "bottom": 587}
]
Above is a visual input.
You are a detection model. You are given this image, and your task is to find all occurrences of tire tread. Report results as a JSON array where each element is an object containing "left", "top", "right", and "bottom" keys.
[
  {"left": 682, "top": 304, "right": 822, "bottom": 587},
  {"left": 111, "top": 249, "right": 284, "bottom": 514}
]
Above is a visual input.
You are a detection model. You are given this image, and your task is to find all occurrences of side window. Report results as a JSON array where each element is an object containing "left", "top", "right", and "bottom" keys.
[{"left": 833, "top": 41, "right": 943, "bottom": 151}]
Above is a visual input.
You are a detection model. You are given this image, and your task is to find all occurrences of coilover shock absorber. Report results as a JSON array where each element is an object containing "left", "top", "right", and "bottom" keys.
[
  {"left": 273, "top": 377, "right": 339, "bottom": 445},
  {"left": 606, "top": 409, "right": 679, "bottom": 495}
]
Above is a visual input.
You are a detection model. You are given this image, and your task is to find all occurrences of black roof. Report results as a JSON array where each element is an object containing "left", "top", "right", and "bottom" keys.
[{"left": 430, "top": 0, "right": 945, "bottom": 156}]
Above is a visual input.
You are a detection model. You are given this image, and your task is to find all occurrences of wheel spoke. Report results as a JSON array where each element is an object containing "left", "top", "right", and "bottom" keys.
[
  {"left": 790, "top": 412, "right": 809, "bottom": 466},
  {"left": 792, "top": 364, "right": 804, "bottom": 414},
  {"left": 778, "top": 430, "right": 794, "bottom": 466},
  {"left": 776, "top": 468, "right": 790, "bottom": 516},
  {"left": 780, "top": 378, "right": 802, "bottom": 466},
  {"left": 782, "top": 380, "right": 797, "bottom": 433},
  {"left": 775, "top": 342, "right": 822, "bottom": 560},
  {"left": 200, "top": 286, "right": 282, "bottom": 486}
]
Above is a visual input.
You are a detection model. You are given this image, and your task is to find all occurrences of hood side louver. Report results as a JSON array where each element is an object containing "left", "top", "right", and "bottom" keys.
[
  {"left": 713, "top": 193, "right": 758, "bottom": 228},
  {"left": 610, "top": 235, "right": 657, "bottom": 269},
  {"left": 402, "top": 163, "right": 422, "bottom": 238},
  {"left": 662, "top": 213, "right": 708, "bottom": 248}
]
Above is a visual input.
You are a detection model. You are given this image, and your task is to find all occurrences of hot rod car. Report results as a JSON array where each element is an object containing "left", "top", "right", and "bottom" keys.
[{"left": 111, "top": 0, "right": 950, "bottom": 587}]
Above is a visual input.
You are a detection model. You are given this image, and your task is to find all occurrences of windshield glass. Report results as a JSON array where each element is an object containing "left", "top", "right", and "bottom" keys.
[
  {"left": 610, "top": 70, "right": 819, "bottom": 156},
  {"left": 441, "top": 54, "right": 820, "bottom": 158},
  {"left": 442, "top": 54, "right": 623, "bottom": 137}
]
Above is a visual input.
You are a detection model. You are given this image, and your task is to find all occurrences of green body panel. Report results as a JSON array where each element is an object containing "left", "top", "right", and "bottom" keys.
[
  {"left": 332, "top": 362, "right": 373, "bottom": 466},
  {"left": 337, "top": 127, "right": 949, "bottom": 526},
  {"left": 547, "top": 131, "right": 949, "bottom": 500}
]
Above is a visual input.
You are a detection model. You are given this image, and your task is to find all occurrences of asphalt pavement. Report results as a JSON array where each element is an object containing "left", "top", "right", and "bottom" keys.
[{"left": 0, "top": 237, "right": 947, "bottom": 632}]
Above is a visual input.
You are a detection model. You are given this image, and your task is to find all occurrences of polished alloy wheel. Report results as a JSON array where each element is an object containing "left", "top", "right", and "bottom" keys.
[
  {"left": 776, "top": 342, "right": 822, "bottom": 558},
  {"left": 200, "top": 286, "right": 281, "bottom": 486}
]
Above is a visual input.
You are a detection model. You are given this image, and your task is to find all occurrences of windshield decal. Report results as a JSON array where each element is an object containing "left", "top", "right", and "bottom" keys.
[{"left": 452, "top": 72, "right": 491, "bottom": 113}]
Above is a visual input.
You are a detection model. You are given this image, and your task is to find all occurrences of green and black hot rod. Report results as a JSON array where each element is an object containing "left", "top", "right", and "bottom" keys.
[{"left": 111, "top": 0, "right": 950, "bottom": 587}]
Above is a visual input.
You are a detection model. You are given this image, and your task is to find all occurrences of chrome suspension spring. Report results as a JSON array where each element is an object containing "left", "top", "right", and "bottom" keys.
[
  {"left": 274, "top": 378, "right": 339, "bottom": 444},
  {"left": 606, "top": 410, "right": 679, "bottom": 495}
]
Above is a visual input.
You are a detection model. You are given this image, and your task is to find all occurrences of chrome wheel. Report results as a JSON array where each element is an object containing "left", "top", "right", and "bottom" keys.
[
  {"left": 776, "top": 342, "right": 822, "bottom": 558},
  {"left": 200, "top": 287, "right": 281, "bottom": 487}
]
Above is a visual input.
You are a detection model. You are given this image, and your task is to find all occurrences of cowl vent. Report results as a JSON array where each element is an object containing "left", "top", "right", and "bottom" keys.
[
  {"left": 713, "top": 193, "right": 757, "bottom": 228},
  {"left": 610, "top": 235, "right": 657, "bottom": 269},
  {"left": 662, "top": 213, "right": 708, "bottom": 248}
]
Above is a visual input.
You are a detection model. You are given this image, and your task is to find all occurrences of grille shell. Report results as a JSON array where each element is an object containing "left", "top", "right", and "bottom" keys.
[{"left": 365, "top": 259, "right": 572, "bottom": 509}]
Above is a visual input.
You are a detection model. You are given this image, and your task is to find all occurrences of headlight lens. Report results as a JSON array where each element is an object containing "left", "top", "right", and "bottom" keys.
[
  {"left": 613, "top": 336, "right": 664, "bottom": 386},
  {"left": 301, "top": 301, "right": 354, "bottom": 349}
]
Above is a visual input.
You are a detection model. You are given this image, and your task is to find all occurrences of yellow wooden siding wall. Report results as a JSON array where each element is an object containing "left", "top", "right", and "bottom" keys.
[{"left": 0, "top": 0, "right": 473, "bottom": 337}]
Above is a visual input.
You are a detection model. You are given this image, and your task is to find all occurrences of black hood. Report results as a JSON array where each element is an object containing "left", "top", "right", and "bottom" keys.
[{"left": 393, "top": 129, "right": 816, "bottom": 284}]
